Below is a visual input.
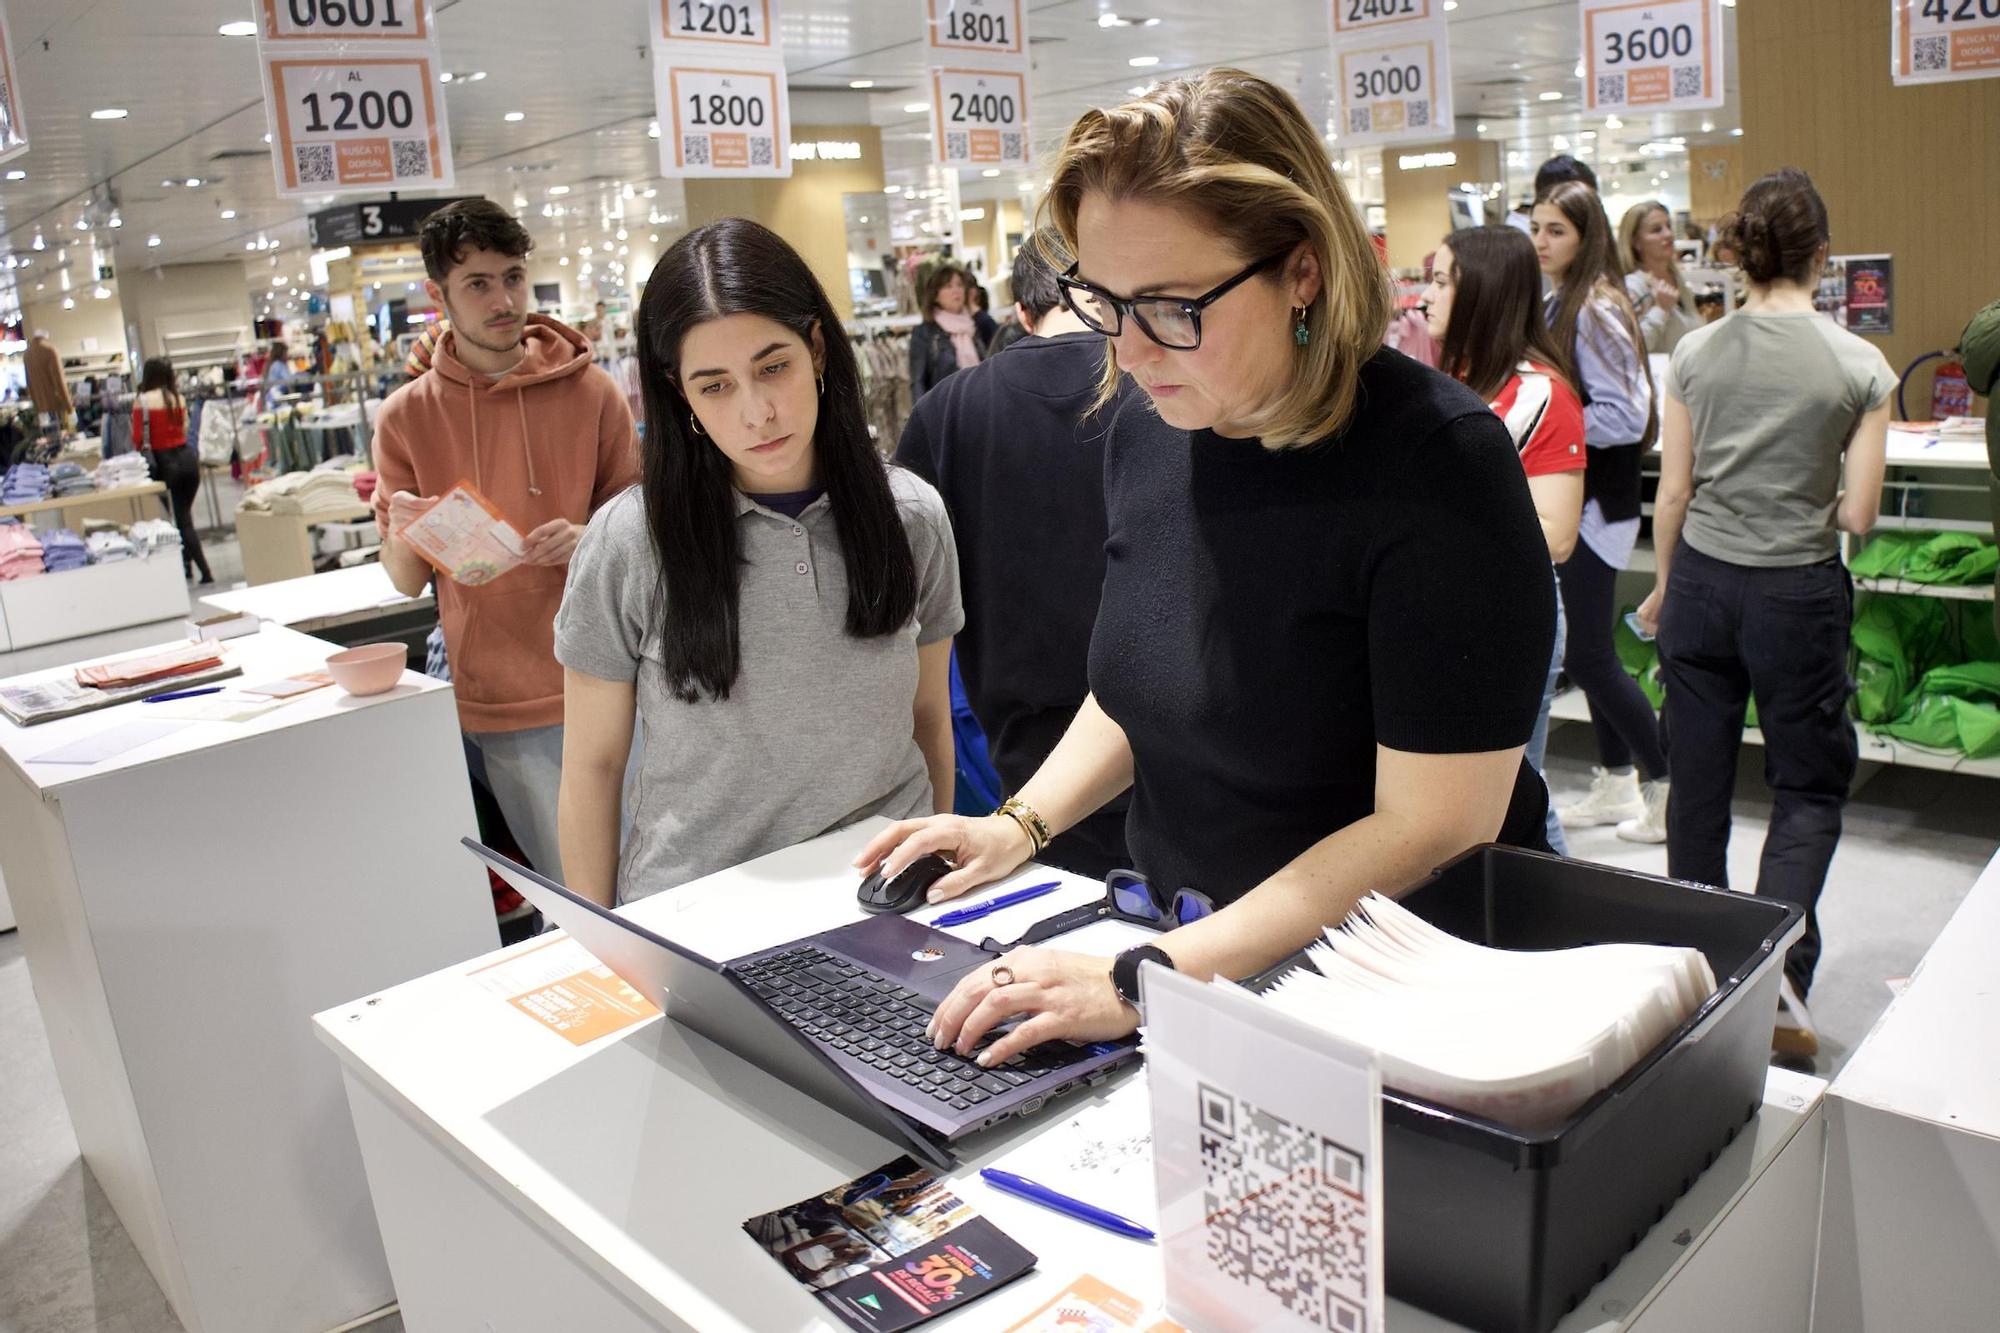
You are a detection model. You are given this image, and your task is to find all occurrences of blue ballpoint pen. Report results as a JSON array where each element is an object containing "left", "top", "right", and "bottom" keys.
[
  {"left": 979, "top": 1167, "right": 1156, "bottom": 1241},
  {"left": 143, "top": 686, "right": 224, "bottom": 703},
  {"left": 931, "top": 881, "right": 1060, "bottom": 928}
]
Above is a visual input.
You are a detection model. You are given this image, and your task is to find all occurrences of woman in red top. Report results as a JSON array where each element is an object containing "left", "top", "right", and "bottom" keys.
[
  {"left": 133, "top": 356, "right": 213, "bottom": 584},
  {"left": 1420, "top": 224, "right": 1586, "bottom": 853}
]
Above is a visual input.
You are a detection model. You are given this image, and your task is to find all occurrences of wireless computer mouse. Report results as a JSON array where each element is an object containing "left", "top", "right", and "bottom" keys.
[{"left": 857, "top": 853, "right": 954, "bottom": 915}]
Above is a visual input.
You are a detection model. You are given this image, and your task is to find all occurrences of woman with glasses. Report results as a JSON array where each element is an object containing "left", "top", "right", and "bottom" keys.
[{"left": 855, "top": 70, "right": 1556, "bottom": 1066}]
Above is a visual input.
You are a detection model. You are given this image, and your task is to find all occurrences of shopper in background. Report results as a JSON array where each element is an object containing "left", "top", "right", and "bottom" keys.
[
  {"left": 375, "top": 198, "right": 639, "bottom": 885},
  {"left": 25, "top": 330, "right": 71, "bottom": 427},
  {"left": 909, "top": 263, "right": 983, "bottom": 399},
  {"left": 895, "top": 228, "right": 1135, "bottom": 878},
  {"left": 1635, "top": 169, "right": 1892, "bottom": 1059},
  {"left": 557, "top": 218, "right": 963, "bottom": 907},
  {"left": 1533, "top": 179, "right": 1670, "bottom": 842},
  {"left": 132, "top": 356, "right": 215, "bottom": 585},
  {"left": 1508, "top": 154, "right": 1600, "bottom": 235},
  {"left": 260, "top": 340, "right": 296, "bottom": 410},
  {"left": 1619, "top": 200, "right": 1702, "bottom": 354},
  {"left": 966, "top": 278, "right": 1000, "bottom": 352},
  {"left": 1423, "top": 225, "right": 1586, "bottom": 856},
  {"left": 859, "top": 70, "right": 1555, "bottom": 1064}
]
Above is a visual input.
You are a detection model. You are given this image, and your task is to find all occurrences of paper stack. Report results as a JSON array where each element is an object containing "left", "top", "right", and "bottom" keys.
[{"left": 1261, "top": 893, "right": 1716, "bottom": 1133}]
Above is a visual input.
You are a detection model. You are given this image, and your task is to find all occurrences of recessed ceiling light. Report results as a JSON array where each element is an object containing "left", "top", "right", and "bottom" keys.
[
  {"left": 91, "top": 107, "right": 129, "bottom": 119},
  {"left": 647, "top": 119, "right": 660, "bottom": 138},
  {"left": 1098, "top": 12, "right": 1162, "bottom": 25},
  {"left": 1475, "top": 122, "right": 1487, "bottom": 134},
  {"left": 186, "top": 177, "right": 202, "bottom": 187},
  {"left": 62, "top": 296, "right": 73, "bottom": 309},
  {"left": 220, "top": 208, "right": 236, "bottom": 219},
  {"left": 1730, "top": 127, "right": 1744, "bottom": 136},
  {"left": 849, "top": 79, "right": 875, "bottom": 89},
  {"left": 147, "top": 234, "right": 161, "bottom": 247},
  {"left": 548, "top": 185, "right": 570, "bottom": 195},
  {"left": 885, "top": 184, "right": 902, "bottom": 194},
  {"left": 1128, "top": 84, "right": 1150, "bottom": 96},
  {"left": 1538, "top": 91, "right": 1562, "bottom": 101},
  {"left": 903, "top": 102, "right": 930, "bottom": 114},
  {"left": 649, "top": 233, "right": 658, "bottom": 242},
  {"left": 218, "top": 20, "right": 256, "bottom": 36},
  {"left": 3, "top": 169, "right": 21, "bottom": 180},
  {"left": 981, "top": 168, "right": 1001, "bottom": 177},
  {"left": 467, "top": 71, "right": 486, "bottom": 81},
  {"left": 263, "top": 133, "right": 272, "bottom": 144},
  {"left": 1128, "top": 56, "right": 1160, "bottom": 68},
  {"left": 1443, "top": 0, "right": 1458, "bottom": 8},
  {"left": 504, "top": 111, "right": 525, "bottom": 121}
]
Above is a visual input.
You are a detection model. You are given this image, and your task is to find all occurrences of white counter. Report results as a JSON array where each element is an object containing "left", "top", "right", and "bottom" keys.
[
  {"left": 316, "top": 822, "right": 1828, "bottom": 1333},
  {"left": 200, "top": 561, "right": 434, "bottom": 636},
  {"left": 0, "top": 623, "right": 496, "bottom": 1333}
]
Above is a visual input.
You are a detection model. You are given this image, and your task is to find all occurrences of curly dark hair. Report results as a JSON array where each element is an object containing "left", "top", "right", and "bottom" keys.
[{"left": 418, "top": 198, "right": 532, "bottom": 282}]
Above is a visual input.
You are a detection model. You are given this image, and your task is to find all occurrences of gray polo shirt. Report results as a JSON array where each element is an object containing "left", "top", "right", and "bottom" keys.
[
  {"left": 1668, "top": 310, "right": 1895, "bottom": 568},
  {"left": 555, "top": 468, "right": 964, "bottom": 902}
]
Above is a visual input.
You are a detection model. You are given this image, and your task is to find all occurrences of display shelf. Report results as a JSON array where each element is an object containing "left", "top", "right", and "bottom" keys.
[
  {"left": 234, "top": 500, "right": 374, "bottom": 585},
  {"left": 0, "top": 480, "right": 166, "bottom": 524},
  {"left": 0, "top": 556, "right": 190, "bottom": 650},
  {"left": 1853, "top": 575, "right": 1994, "bottom": 601}
]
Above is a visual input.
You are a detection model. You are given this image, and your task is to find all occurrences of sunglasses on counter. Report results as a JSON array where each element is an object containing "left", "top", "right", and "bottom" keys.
[{"left": 978, "top": 868, "right": 1216, "bottom": 954}]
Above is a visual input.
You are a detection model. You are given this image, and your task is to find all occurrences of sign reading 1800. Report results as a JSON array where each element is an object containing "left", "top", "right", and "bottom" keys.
[{"left": 260, "top": 0, "right": 432, "bottom": 41}]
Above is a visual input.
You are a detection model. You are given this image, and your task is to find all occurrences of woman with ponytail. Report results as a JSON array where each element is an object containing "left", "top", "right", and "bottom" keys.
[
  {"left": 1634, "top": 168, "right": 1891, "bottom": 1058},
  {"left": 555, "top": 218, "right": 964, "bottom": 906}
]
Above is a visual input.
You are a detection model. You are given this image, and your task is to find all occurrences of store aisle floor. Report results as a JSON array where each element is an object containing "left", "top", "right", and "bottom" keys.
[{"left": 0, "top": 726, "right": 1991, "bottom": 1332}]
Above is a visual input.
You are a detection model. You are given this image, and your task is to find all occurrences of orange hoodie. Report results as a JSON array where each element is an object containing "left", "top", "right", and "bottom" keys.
[{"left": 373, "top": 315, "right": 639, "bottom": 732}]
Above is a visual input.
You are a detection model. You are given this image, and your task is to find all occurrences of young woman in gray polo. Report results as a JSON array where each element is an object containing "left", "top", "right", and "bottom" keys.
[{"left": 555, "top": 219, "right": 963, "bottom": 906}]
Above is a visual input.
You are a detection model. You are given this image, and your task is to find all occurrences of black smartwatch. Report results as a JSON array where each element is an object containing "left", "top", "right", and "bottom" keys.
[{"left": 1112, "top": 944, "right": 1175, "bottom": 1016}]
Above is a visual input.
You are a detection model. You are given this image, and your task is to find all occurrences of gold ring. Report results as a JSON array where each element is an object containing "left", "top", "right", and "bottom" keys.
[{"left": 990, "top": 965, "right": 1014, "bottom": 988}]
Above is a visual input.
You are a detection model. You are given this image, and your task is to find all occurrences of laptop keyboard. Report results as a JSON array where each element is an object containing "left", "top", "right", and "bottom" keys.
[{"left": 734, "top": 945, "right": 1083, "bottom": 1113}]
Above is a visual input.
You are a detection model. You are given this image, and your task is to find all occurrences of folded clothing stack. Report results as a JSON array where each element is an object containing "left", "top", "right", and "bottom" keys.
[
  {"left": 50, "top": 461, "right": 94, "bottom": 498},
  {"left": 0, "top": 524, "right": 44, "bottom": 578},
  {"left": 238, "top": 469, "right": 362, "bottom": 515},
  {"left": 127, "top": 518, "right": 181, "bottom": 558},
  {"left": 85, "top": 529, "right": 136, "bottom": 564},
  {"left": 40, "top": 528, "right": 89, "bottom": 573},
  {"left": 94, "top": 453, "right": 152, "bottom": 492},
  {"left": 3, "top": 463, "right": 50, "bottom": 505}
]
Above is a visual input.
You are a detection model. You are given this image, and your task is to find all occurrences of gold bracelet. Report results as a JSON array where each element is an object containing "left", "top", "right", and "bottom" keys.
[{"left": 995, "top": 797, "right": 1052, "bottom": 854}]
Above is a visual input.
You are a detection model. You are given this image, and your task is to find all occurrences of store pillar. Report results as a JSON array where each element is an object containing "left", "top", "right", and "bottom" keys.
[{"left": 1381, "top": 137, "right": 1502, "bottom": 272}]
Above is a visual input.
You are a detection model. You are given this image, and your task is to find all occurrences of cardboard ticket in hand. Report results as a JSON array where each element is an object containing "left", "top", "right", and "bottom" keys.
[{"left": 394, "top": 483, "right": 527, "bottom": 586}]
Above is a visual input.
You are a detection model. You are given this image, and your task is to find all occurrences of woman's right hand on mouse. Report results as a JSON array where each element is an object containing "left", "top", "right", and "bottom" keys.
[{"left": 853, "top": 815, "right": 1034, "bottom": 904}]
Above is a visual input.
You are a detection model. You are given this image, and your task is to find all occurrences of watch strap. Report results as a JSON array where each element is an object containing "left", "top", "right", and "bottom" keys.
[{"left": 1113, "top": 944, "right": 1174, "bottom": 1010}]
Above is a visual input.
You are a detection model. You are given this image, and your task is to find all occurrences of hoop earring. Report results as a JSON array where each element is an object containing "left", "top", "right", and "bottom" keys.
[
  {"left": 688, "top": 413, "right": 706, "bottom": 437},
  {"left": 1293, "top": 307, "right": 1311, "bottom": 347},
  {"left": 817, "top": 373, "right": 826, "bottom": 396}
]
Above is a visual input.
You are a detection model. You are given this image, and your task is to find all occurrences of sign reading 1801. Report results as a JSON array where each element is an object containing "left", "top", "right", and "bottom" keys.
[
  {"left": 926, "top": 0, "right": 1026, "bottom": 59},
  {"left": 660, "top": 0, "right": 774, "bottom": 47},
  {"left": 1582, "top": 0, "right": 1722, "bottom": 112},
  {"left": 261, "top": 0, "right": 432, "bottom": 41},
  {"left": 931, "top": 67, "right": 1029, "bottom": 166}
]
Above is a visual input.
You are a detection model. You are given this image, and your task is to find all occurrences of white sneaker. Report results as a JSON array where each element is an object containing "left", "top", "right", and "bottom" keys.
[
  {"left": 1773, "top": 974, "right": 1820, "bottom": 1061},
  {"left": 1557, "top": 767, "right": 1644, "bottom": 829},
  {"left": 1615, "top": 779, "right": 1670, "bottom": 844}
]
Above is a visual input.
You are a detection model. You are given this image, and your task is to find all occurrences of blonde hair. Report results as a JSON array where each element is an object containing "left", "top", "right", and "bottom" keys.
[
  {"left": 1040, "top": 68, "right": 1392, "bottom": 447},
  {"left": 1617, "top": 199, "right": 1691, "bottom": 302}
]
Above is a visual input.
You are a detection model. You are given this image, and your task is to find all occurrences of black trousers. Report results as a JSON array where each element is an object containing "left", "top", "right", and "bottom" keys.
[
  {"left": 1657, "top": 543, "right": 1857, "bottom": 996},
  {"left": 150, "top": 446, "right": 213, "bottom": 581},
  {"left": 1558, "top": 540, "right": 1669, "bottom": 779}
]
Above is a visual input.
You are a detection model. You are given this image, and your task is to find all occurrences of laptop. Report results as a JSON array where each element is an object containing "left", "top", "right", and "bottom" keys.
[{"left": 464, "top": 839, "right": 1138, "bottom": 1171}]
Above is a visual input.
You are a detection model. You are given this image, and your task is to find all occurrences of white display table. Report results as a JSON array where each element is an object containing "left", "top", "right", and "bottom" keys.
[
  {"left": 201, "top": 561, "right": 434, "bottom": 637},
  {"left": 0, "top": 624, "right": 496, "bottom": 1333},
  {"left": 0, "top": 555, "right": 191, "bottom": 650},
  {"left": 1814, "top": 847, "right": 2000, "bottom": 1332},
  {"left": 235, "top": 500, "right": 375, "bottom": 586},
  {"left": 316, "top": 823, "right": 1828, "bottom": 1333}
]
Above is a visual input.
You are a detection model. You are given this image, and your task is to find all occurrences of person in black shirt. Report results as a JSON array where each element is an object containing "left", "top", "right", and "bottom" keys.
[
  {"left": 895, "top": 229, "right": 1135, "bottom": 878},
  {"left": 856, "top": 70, "right": 1555, "bottom": 1063},
  {"left": 908, "top": 262, "right": 983, "bottom": 400}
]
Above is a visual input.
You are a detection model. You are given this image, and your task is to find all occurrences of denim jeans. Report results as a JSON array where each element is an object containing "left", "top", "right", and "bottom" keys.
[
  {"left": 1657, "top": 544, "right": 1857, "bottom": 996},
  {"left": 1525, "top": 573, "right": 1570, "bottom": 857},
  {"left": 464, "top": 724, "right": 566, "bottom": 884}
]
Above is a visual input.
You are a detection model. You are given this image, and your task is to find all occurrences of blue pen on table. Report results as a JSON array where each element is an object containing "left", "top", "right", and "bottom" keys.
[
  {"left": 143, "top": 687, "right": 223, "bottom": 704},
  {"left": 931, "top": 881, "right": 1060, "bottom": 927},
  {"left": 978, "top": 1167, "right": 1156, "bottom": 1241}
]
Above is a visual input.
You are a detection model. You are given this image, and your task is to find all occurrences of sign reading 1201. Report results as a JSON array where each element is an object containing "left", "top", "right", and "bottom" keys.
[
  {"left": 261, "top": 0, "right": 431, "bottom": 41},
  {"left": 661, "top": 0, "right": 774, "bottom": 47}
]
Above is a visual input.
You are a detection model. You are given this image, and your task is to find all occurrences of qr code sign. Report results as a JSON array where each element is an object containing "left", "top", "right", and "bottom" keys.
[
  {"left": 1345, "top": 106, "right": 1371, "bottom": 135},
  {"left": 682, "top": 134, "right": 710, "bottom": 166},
  {"left": 1197, "top": 1083, "right": 1370, "bottom": 1329},
  {"left": 946, "top": 130, "right": 970, "bottom": 161},
  {"left": 1406, "top": 99, "right": 1429, "bottom": 129},
  {"left": 1596, "top": 72, "right": 1626, "bottom": 106},
  {"left": 295, "top": 143, "right": 335, "bottom": 185},
  {"left": 1001, "top": 131, "right": 1024, "bottom": 162},
  {"left": 391, "top": 138, "right": 430, "bottom": 179},
  {"left": 1672, "top": 64, "right": 1702, "bottom": 99},
  {"left": 1914, "top": 36, "right": 1948, "bottom": 72},
  {"left": 750, "top": 135, "right": 773, "bottom": 166}
]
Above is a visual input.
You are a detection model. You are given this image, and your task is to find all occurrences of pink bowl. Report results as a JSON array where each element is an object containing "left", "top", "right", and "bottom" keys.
[{"left": 326, "top": 643, "right": 407, "bottom": 696}]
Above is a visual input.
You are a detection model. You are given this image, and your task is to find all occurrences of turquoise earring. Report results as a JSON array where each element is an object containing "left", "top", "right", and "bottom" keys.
[{"left": 1293, "top": 307, "right": 1311, "bottom": 347}]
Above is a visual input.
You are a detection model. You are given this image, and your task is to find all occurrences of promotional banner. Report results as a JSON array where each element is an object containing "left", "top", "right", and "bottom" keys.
[
  {"left": 1581, "top": 0, "right": 1725, "bottom": 113},
  {"left": 654, "top": 0, "right": 790, "bottom": 178},
  {"left": 1892, "top": 0, "right": 2000, "bottom": 86},
  {"left": 262, "top": 52, "right": 454, "bottom": 194},
  {"left": 1330, "top": 11, "right": 1453, "bottom": 147},
  {"left": 922, "top": 1, "right": 1031, "bottom": 171},
  {"left": 0, "top": 2, "right": 28, "bottom": 167}
]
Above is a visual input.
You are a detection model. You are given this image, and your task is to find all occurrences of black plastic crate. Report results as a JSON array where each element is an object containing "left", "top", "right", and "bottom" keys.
[{"left": 1272, "top": 846, "right": 1802, "bottom": 1333}]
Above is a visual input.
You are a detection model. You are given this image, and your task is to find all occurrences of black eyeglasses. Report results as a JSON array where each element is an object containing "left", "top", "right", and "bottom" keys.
[
  {"left": 979, "top": 869, "right": 1216, "bottom": 953},
  {"left": 1056, "top": 254, "right": 1285, "bottom": 351}
]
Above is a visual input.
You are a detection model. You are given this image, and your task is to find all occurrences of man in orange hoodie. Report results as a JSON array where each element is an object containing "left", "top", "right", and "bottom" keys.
[{"left": 376, "top": 199, "right": 638, "bottom": 882}]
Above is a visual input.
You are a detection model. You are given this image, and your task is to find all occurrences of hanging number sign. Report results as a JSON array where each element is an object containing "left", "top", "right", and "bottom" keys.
[
  {"left": 1893, "top": 0, "right": 2000, "bottom": 85},
  {"left": 259, "top": 0, "right": 434, "bottom": 42},
  {"left": 659, "top": 65, "right": 789, "bottom": 177},
  {"left": 0, "top": 2, "right": 28, "bottom": 167},
  {"left": 925, "top": 0, "right": 1027, "bottom": 61},
  {"left": 930, "top": 67, "right": 1030, "bottom": 167},
  {"left": 1581, "top": 0, "right": 1725, "bottom": 112},
  {"left": 1332, "top": 24, "right": 1452, "bottom": 146},
  {"left": 660, "top": 0, "right": 775, "bottom": 51},
  {"left": 264, "top": 55, "right": 454, "bottom": 195},
  {"left": 1330, "top": 0, "right": 1439, "bottom": 33}
]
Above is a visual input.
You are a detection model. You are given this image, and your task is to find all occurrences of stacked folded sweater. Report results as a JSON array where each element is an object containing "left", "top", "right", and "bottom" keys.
[
  {"left": 127, "top": 518, "right": 181, "bottom": 558},
  {"left": 50, "top": 461, "right": 94, "bottom": 497},
  {"left": 94, "top": 453, "right": 152, "bottom": 491},
  {"left": 85, "top": 529, "right": 136, "bottom": 564},
  {"left": 40, "top": 528, "right": 89, "bottom": 573},
  {"left": 237, "top": 469, "right": 362, "bottom": 515},
  {"left": 0, "top": 524, "right": 44, "bottom": 578},
  {"left": 3, "top": 463, "right": 50, "bottom": 505}
]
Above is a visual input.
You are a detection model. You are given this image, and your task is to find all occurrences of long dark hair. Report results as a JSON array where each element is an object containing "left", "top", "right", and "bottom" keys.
[
  {"left": 1717, "top": 168, "right": 1829, "bottom": 287},
  {"left": 636, "top": 218, "right": 917, "bottom": 703},
  {"left": 1437, "top": 226, "right": 1576, "bottom": 402},
  {"left": 138, "top": 356, "right": 183, "bottom": 417},
  {"left": 1537, "top": 180, "right": 1656, "bottom": 448}
]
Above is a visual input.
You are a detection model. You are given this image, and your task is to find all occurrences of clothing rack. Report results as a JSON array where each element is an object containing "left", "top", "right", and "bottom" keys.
[{"left": 847, "top": 320, "right": 916, "bottom": 452}]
